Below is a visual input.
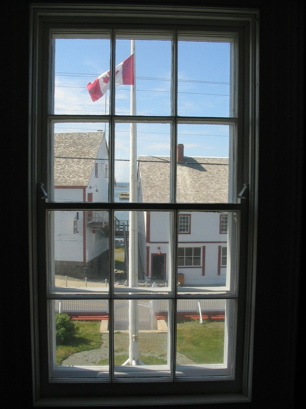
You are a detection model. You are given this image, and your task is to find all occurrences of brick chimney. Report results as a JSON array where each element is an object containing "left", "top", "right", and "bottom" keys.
[{"left": 177, "top": 144, "right": 184, "bottom": 163}]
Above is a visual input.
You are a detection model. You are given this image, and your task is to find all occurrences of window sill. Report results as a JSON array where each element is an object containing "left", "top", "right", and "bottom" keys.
[{"left": 35, "top": 393, "right": 251, "bottom": 407}]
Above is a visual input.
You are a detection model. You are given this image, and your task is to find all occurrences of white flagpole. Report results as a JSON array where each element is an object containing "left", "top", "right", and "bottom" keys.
[
  {"left": 129, "top": 40, "right": 138, "bottom": 266},
  {"left": 128, "top": 39, "right": 140, "bottom": 365}
]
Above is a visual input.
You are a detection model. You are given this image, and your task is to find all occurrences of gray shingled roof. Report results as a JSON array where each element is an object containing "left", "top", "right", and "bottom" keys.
[
  {"left": 54, "top": 132, "right": 104, "bottom": 186},
  {"left": 138, "top": 155, "right": 229, "bottom": 203}
]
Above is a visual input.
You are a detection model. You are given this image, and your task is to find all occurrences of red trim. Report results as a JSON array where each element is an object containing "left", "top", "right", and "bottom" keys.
[
  {"left": 69, "top": 312, "right": 225, "bottom": 322},
  {"left": 54, "top": 185, "right": 86, "bottom": 189},
  {"left": 202, "top": 246, "right": 206, "bottom": 276},
  {"left": 217, "top": 246, "right": 221, "bottom": 275},
  {"left": 146, "top": 212, "right": 151, "bottom": 242},
  {"left": 71, "top": 315, "right": 108, "bottom": 321},
  {"left": 83, "top": 193, "right": 93, "bottom": 263},
  {"left": 148, "top": 241, "right": 169, "bottom": 244},
  {"left": 156, "top": 311, "right": 225, "bottom": 321},
  {"left": 177, "top": 241, "right": 227, "bottom": 244},
  {"left": 179, "top": 266, "right": 202, "bottom": 270},
  {"left": 146, "top": 246, "right": 150, "bottom": 277}
]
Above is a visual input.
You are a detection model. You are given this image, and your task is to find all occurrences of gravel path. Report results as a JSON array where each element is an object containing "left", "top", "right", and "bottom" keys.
[{"left": 61, "top": 333, "right": 194, "bottom": 366}]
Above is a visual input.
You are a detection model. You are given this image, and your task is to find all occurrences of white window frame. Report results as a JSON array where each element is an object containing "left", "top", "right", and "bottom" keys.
[{"left": 29, "top": 4, "right": 258, "bottom": 406}]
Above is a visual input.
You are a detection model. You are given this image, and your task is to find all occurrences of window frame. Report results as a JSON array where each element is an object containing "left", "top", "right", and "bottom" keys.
[
  {"left": 29, "top": 4, "right": 259, "bottom": 406},
  {"left": 178, "top": 214, "right": 191, "bottom": 234},
  {"left": 177, "top": 246, "right": 202, "bottom": 267},
  {"left": 220, "top": 214, "right": 228, "bottom": 234}
]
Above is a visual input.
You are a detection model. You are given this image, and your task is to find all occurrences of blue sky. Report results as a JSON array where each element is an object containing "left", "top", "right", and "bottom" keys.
[{"left": 53, "top": 36, "right": 232, "bottom": 181}]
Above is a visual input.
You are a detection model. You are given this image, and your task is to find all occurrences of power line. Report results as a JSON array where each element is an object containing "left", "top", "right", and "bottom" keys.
[
  {"left": 56, "top": 72, "right": 229, "bottom": 86},
  {"left": 56, "top": 85, "right": 229, "bottom": 97}
]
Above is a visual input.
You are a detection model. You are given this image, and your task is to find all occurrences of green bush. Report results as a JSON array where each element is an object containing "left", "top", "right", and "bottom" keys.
[{"left": 56, "top": 313, "right": 78, "bottom": 345}]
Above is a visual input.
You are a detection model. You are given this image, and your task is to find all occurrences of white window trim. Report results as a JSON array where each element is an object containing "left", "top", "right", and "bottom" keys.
[{"left": 29, "top": 3, "right": 259, "bottom": 406}]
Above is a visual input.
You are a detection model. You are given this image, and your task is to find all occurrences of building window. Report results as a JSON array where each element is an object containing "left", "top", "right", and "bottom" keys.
[
  {"left": 178, "top": 214, "right": 191, "bottom": 234},
  {"left": 220, "top": 214, "right": 228, "bottom": 234},
  {"left": 29, "top": 4, "right": 258, "bottom": 405},
  {"left": 95, "top": 163, "right": 99, "bottom": 178},
  {"left": 221, "top": 246, "right": 227, "bottom": 267},
  {"left": 178, "top": 247, "right": 201, "bottom": 266}
]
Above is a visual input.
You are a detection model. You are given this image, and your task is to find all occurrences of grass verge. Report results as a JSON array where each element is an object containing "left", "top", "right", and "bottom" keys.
[{"left": 56, "top": 319, "right": 224, "bottom": 366}]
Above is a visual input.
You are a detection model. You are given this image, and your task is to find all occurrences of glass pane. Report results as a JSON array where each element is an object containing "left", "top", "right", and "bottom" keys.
[
  {"left": 185, "top": 248, "right": 192, "bottom": 256},
  {"left": 177, "top": 248, "right": 184, "bottom": 257},
  {"left": 53, "top": 36, "right": 111, "bottom": 115},
  {"left": 51, "top": 300, "right": 109, "bottom": 379},
  {"left": 49, "top": 210, "right": 110, "bottom": 294},
  {"left": 178, "top": 37, "right": 232, "bottom": 117},
  {"left": 114, "top": 211, "right": 173, "bottom": 294},
  {"left": 52, "top": 123, "right": 109, "bottom": 203},
  {"left": 193, "top": 257, "right": 201, "bottom": 266},
  {"left": 176, "top": 299, "right": 235, "bottom": 378},
  {"left": 177, "top": 124, "right": 232, "bottom": 203},
  {"left": 115, "top": 37, "right": 172, "bottom": 116},
  {"left": 114, "top": 299, "right": 170, "bottom": 378},
  {"left": 194, "top": 248, "right": 201, "bottom": 256},
  {"left": 177, "top": 211, "right": 239, "bottom": 294},
  {"left": 115, "top": 123, "right": 171, "bottom": 203}
]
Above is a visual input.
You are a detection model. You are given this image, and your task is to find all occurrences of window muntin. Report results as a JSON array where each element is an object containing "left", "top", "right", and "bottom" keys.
[
  {"left": 31, "top": 5, "right": 257, "bottom": 403},
  {"left": 51, "top": 36, "right": 235, "bottom": 205},
  {"left": 48, "top": 29, "right": 239, "bottom": 376}
]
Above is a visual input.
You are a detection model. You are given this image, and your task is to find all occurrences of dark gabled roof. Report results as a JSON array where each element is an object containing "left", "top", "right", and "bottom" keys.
[
  {"left": 138, "top": 155, "right": 229, "bottom": 203},
  {"left": 54, "top": 132, "right": 104, "bottom": 186}
]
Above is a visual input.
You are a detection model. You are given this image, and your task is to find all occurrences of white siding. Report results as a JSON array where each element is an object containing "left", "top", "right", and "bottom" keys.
[
  {"left": 146, "top": 211, "right": 227, "bottom": 286},
  {"left": 54, "top": 209, "right": 84, "bottom": 262},
  {"left": 54, "top": 136, "right": 109, "bottom": 265}
]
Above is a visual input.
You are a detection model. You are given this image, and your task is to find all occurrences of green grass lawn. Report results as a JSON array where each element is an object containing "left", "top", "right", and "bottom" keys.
[
  {"left": 177, "top": 320, "right": 224, "bottom": 364},
  {"left": 56, "top": 321, "right": 102, "bottom": 365},
  {"left": 56, "top": 319, "right": 224, "bottom": 366}
]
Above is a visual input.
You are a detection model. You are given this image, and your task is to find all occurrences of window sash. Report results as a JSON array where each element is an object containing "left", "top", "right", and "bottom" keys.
[{"left": 30, "top": 4, "right": 258, "bottom": 403}]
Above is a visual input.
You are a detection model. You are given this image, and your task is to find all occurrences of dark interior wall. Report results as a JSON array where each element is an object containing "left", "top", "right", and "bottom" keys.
[{"left": 3, "top": 0, "right": 304, "bottom": 408}]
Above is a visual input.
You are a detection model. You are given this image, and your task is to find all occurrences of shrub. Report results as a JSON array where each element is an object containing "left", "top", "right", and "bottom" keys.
[{"left": 56, "top": 313, "right": 78, "bottom": 345}]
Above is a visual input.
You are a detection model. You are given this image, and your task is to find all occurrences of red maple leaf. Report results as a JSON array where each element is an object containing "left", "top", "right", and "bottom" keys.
[{"left": 102, "top": 71, "right": 111, "bottom": 84}]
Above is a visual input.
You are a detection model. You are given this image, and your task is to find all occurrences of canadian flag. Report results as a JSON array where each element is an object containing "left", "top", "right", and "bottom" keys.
[{"left": 87, "top": 54, "right": 134, "bottom": 102}]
